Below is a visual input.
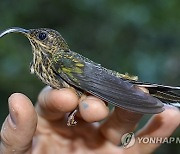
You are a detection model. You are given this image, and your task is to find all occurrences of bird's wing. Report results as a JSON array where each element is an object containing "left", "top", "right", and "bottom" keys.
[{"left": 52, "top": 53, "right": 164, "bottom": 114}]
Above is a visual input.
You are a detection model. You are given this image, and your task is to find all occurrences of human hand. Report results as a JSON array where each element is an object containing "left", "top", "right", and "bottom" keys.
[{"left": 0, "top": 86, "right": 179, "bottom": 154}]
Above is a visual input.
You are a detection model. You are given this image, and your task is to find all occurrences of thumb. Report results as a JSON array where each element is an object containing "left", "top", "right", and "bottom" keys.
[{"left": 0, "top": 93, "right": 37, "bottom": 154}]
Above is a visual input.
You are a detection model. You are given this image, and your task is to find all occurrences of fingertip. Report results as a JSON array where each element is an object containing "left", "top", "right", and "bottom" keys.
[
  {"left": 38, "top": 87, "right": 79, "bottom": 112},
  {"left": 135, "top": 105, "right": 180, "bottom": 154},
  {"left": 8, "top": 93, "right": 37, "bottom": 127},
  {"left": 37, "top": 87, "right": 79, "bottom": 121},
  {"left": 79, "top": 96, "right": 109, "bottom": 122},
  {"left": 0, "top": 93, "right": 37, "bottom": 153},
  {"left": 137, "top": 106, "right": 180, "bottom": 138},
  {"left": 163, "top": 104, "right": 180, "bottom": 114},
  {"left": 50, "top": 88, "right": 79, "bottom": 112},
  {"left": 157, "top": 105, "right": 180, "bottom": 129}
]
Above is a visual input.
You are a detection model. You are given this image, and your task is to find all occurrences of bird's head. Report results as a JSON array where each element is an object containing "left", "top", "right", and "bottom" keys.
[{"left": 0, "top": 27, "right": 69, "bottom": 57}]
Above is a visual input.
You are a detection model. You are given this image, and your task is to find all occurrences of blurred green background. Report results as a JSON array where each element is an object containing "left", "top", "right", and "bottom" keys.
[{"left": 0, "top": 0, "right": 179, "bottom": 153}]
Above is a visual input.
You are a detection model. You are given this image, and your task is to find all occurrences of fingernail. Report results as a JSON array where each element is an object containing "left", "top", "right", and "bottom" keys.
[{"left": 8, "top": 97, "right": 17, "bottom": 126}]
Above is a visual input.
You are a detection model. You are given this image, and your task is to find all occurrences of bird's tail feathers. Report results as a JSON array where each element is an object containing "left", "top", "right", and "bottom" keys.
[{"left": 137, "top": 83, "right": 180, "bottom": 108}]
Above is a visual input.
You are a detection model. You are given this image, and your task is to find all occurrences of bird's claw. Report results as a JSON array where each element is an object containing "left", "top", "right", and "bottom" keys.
[{"left": 67, "top": 109, "right": 78, "bottom": 126}]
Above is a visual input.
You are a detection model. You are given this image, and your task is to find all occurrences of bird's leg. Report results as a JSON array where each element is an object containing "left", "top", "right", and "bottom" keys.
[
  {"left": 67, "top": 89, "right": 82, "bottom": 126},
  {"left": 67, "top": 108, "right": 78, "bottom": 126}
]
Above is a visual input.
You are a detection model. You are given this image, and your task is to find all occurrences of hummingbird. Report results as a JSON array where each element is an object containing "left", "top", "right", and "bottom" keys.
[{"left": 0, "top": 27, "right": 180, "bottom": 126}]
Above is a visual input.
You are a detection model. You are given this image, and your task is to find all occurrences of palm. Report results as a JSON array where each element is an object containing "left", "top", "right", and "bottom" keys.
[{"left": 34, "top": 117, "right": 120, "bottom": 153}]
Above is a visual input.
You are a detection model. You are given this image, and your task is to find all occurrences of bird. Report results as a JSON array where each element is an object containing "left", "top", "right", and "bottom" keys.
[{"left": 0, "top": 27, "right": 180, "bottom": 126}]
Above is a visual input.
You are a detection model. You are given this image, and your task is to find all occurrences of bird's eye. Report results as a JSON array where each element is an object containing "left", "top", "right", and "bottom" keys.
[{"left": 38, "top": 32, "right": 47, "bottom": 40}]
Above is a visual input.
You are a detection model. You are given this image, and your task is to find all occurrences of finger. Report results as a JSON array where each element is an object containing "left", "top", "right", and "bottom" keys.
[
  {"left": 0, "top": 93, "right": 37, "bottom": 154},
  {"left": 135, "top": 105, "right": 180, "bottom": 154},
  {"left": 100, "top": 108, "right": 143, "bottom": 145},
  {"left": 36, "top": 86, "right": 79, "bottom": 121},
  {"left": 79, "top": 96, "right": 109, "bottom": 122}
]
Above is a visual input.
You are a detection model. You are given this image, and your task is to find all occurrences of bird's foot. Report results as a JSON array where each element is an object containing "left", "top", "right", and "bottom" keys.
[{"left": 67, "top": 108, "right": 78, "bottom": 126}]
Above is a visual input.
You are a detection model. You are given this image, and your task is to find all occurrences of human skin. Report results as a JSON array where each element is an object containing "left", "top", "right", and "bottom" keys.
[{"left": 0, "top": 86, "right": 179, "bottom": 154}]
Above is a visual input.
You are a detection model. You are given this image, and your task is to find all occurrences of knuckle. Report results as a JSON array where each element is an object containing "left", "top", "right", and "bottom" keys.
[{"left": 0, "top": 131, "right": 13, "bottom": 149}]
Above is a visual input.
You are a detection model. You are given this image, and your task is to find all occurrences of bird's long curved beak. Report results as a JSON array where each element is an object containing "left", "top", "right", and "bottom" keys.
[{"left": 0, "top": 27, "right": 29, "bottom": 38}]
